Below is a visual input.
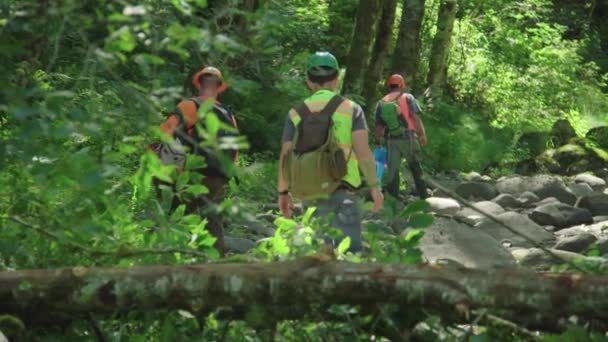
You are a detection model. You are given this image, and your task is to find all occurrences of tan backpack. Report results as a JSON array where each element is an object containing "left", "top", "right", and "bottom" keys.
[{"left": 282, "top": 95, "right": 349, "bottom": 200}]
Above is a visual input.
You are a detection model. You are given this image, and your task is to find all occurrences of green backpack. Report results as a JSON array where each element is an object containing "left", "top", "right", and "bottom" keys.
[
  {"left": 379, "top": 96, "right": 406, "bottom": 136},
  {"left": 282, "top": 95, "right": 349, "bottom": 200}
]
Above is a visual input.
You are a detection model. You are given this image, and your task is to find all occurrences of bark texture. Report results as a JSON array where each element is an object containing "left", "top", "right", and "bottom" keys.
[
  {"left": 426, "top": 0, "right": 458, "bottom": 101},
  {"left": 361, "top": 0, "right": 399, "bottom": 112},
  {"left": 342, "top": 0, "right": 382, "bottom": 96},
  {"left": 392, "top": 0, "right": 426, "bottom": 91},
  {"left": 2, "top": 259, "right": 608, "bottom": 330}
]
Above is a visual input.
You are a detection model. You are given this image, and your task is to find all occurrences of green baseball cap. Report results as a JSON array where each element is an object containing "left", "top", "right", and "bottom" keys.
[{"left": 306, "top": 51, "right": 339, "bottom": 76}]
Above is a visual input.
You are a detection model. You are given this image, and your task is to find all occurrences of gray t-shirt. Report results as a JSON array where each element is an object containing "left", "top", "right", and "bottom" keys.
[{"left": 282, "top": 102, "right": 368, "bottom": 142}]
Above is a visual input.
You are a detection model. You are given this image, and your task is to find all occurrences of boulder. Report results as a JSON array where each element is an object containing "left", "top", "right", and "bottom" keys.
[
  {"left": 555, "top": 220, "right": 608, "bottom": 240},
  {"left": 224, "top": 236, "right": 256, "bottom": 254},
  {"left": 491, "top": 193, "right": 522, "bottom": 209},
  {"left": 550, "top": 119, "right": 577, "bottom": 147},
  {"left": 463, "top": 171, "right": 483, "bottom": 182},
  {"left": 574, "top": 173, "right": 606, "bottom": 191},
  {"left": 476, "top": 212, "right": 554, "bottom": 248},
  {"left": 536, "top": 149, "right": 562, "bottom": 174},
  {"left": 417, "top": 217, "right": 516, "bottom": 269},
  {"left": 568, "top": 182, "right": 594, "bottom": 198},
  {"left": 586, "top": 126, "right": 608, "bottom": 149},
  {"left": 456, "top": 201, "right": 505, "bottom": 223},
  {"left": 534, "top": 197, "right": 561, "bottom": 206},
  {"left": 553, "top": 232, "right": 597, "bottom": 253},
  {"left": 425, "top": 197, "right": 461, "bottom": 215},
  {"left": 595, "top": 216, "right": 608, "bottom": 223},
  {"left": 455, "top": 182, "right": 498, "bottom": 200},
  {"left": 529, "top": 203, "right": 593, "bottom": 229},
  {"left": 579, "top": 193, "right": 608, "bottom": 216},
  {"left": 496, "top": 175, "right": 576, "bottom": 205},
  {"left": 518, "top": 191, "right": 540, "bottom": 206},
  {"left": 554, "top": 144, "right": 587, "bottom": 169}
]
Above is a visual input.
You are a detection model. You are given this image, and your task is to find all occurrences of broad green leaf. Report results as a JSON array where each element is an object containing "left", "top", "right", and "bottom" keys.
[
  {"left": 301, "top": 207, "right": 316, "bottom": 226},
  {"left": 186, "top": 184, "right": 209, "bottom": 195},
  {"left": 401, "top": 200, "right": 430, "bottom": 217},
  {"left": 337, "top": 237, "right": 351, "bottom": 255},
  {"left": 205, "top": 112, "right": 220, "bottom": 139},
  {"left": 407, "top": 213, "right": 434, "bottom": 228},
  {"left": 171, "top": 204, "right": 186, "bottom": 222},
  {"left": 403, "top": 229, "right": 424, "bottom": 244}
]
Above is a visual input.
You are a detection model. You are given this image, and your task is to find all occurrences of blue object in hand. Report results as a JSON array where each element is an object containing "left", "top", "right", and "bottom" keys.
[{"left": 373, "top": 147, "right": 387, "bottom": 184}]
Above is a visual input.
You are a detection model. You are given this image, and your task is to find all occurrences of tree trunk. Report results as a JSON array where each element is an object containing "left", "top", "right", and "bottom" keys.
[
  {"left": 426, "top": 0, "right": 458, "bottom": 102},
  {"left": 361, "top": 0, "right": 399, "bottom": 112},
  {"left": 392, "top": 0, "right": 426, "bottom": 92},
  {"left": 341, "top": 0, "right": 382, "bottom": 96},
  {"left": 2, "top": 259, "right": 608, "bottom": 331}
]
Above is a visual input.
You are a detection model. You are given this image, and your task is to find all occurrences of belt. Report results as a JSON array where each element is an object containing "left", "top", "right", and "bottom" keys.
[{"left": 337, "top": 182, "right": 357, "bottom": 192}]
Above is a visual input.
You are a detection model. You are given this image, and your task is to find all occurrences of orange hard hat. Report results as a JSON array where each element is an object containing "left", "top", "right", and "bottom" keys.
[
  {"left": 386, "top": 74, "right": 406, "bottom": 89},
  {"left": 192, "top": 66, "right": 227, "bottom": 93}
]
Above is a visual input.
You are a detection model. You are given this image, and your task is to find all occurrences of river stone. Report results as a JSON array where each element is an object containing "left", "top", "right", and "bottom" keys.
[
  {"left": 534, "top": 197, "right": 561, "bottom": 206},
  {"left": 456, "top": 201, "right": 505, "bottom": 223},
  {"left": 455, "top": 182, "right": 498, "bottom": 200},
  {"left": 553, "top": 232, "right": 597, "bottom": 253},
  {"left": 518, "top": 191, "right": 540, "bottom": 206},
  {"left": 491, "top": 193, "right": 522, "bottom": 209},
  {"left": 579, "top": 193, "right": 608, "bottom": 216},
  {"left": 476, "top": 212, "right": 554, "bottom": 248},
  {"left": 417, "top": 217, "right": 516, "bottom": 269},
  {"left": 425, "top": 197, "right": 461, "bottom": 215},
  {"left": 496, "top": 175, "right": 576, "bottom": 205},
  {"left": 529, "top": 203, "right": 593, "bottom": 229},
  {"left": 463, "top": 171, "right": 483, "bottom": 182},
  {"left": 574, "top": 173, "right": 607, "bottom": 190},
  {"left": 555, "top": 220, "right": 608, "bottom": 239},
  {"left": 568, "top": 182, "right": 594, "bottom": 198},
  {"left": 514, "top": 248, "right": 588, "bottom": 270}
]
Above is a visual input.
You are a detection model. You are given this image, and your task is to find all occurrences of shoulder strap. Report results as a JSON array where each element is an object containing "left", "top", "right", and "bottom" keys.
[
  {"left": 293, "top": 101, "right": 312, "bottom": 119},
  {"left": 320, "top": 95, "right": 345, "bottom": 118},
  {"left": 397, "top": 93, "right": 417, "bottom": 131}
]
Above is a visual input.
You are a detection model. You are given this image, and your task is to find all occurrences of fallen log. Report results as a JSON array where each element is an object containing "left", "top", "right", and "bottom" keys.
[{"left": 1, "top": 257, "right": 607, "bottom": 331}]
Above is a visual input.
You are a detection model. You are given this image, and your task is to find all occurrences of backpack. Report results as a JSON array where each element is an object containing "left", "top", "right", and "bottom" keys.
[
  {"left": 155, "top": 97, "right": 239, "bottom": 178},
  {"left": 281, "top": 95, "right": 349, "bottom": 200},
  {"left": 379, "top": 92, "right": 416, "bottom": 136}
]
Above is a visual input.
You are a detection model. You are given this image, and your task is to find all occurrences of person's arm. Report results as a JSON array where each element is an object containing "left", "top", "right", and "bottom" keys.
[
  {"left": 352, "top": 104, "right": 383, "bottom": 212},
  {"left": 277, "top": 113, "right": 296, "bottom": 217},
  {"left": 407, "top": 94, "right": 427, "bottom": 146},
  {"left": 414, "top": 113, "right": 427, "bottom": 146}
]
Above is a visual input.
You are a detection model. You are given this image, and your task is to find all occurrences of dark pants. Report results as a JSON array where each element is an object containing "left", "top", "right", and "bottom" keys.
[
  {"left": 308, "top": 190, "right": 362, "bottom": 253},
  {"left": 160, "top": 175, "right": 228, "bottom": 257},
  {"left": 385, "top": 133, "right": 428, "bottom": 199}
]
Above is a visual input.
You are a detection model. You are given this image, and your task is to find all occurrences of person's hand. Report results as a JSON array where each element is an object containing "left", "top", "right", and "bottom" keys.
[
  {"left": 419, "top": 134, "right": 427, "bottom": 147},
  {"left": 278, "top": 193, "right": 293, "bottom": 218},
  {"left": 370, "top": 187, "right": 384, "bottom": 213}
]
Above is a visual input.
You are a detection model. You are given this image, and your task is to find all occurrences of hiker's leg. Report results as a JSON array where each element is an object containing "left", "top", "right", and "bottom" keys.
[
  {"left": 404, "top": 134, "right": 428, "bottom": 199},
  {"left": 311, "top": 190, "right": 362, "bottom": 252},
  {"left": 385, "top": 139, "right": 404, "bottom": 198},
  {"left": 197, "top": 176, "right": 228, "bottom": 257}
]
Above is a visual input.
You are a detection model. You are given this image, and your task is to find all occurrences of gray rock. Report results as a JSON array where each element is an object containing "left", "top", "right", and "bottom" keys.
[
  {"left": 463, "top": 171, "right": 483, "bottom": 182},
  {"left": 243, "top": 221, "right": 276, "bottom": 237},
  {"left": 480, "top": 175, "right": 493, "bottom": 182},
  {"left": 534, "top": 197, "right": 561, "bottom": 206},
  {"left": 492, "top": 193, "right": 522, "bottom": 209},
  {"left": 425, "top": 197, "right": 461, "bottom": 215},
  {"left": 596, "top": 238, "right": 608, "bottom": 254},
  {"left": 418, "top": 217, "right": 516, "bottom": 269},
  {"left": 568, "top": 182, "right": 594, "bottom": 198},
  {"left": 579, "top": 193, "right": 608, "bottom": 216},
  {"left": 224, "top": 236, "right": 256, "bottom": 253},
  {"left": 575, "top": 173, "right": 607, "bottom": 190},
  {"left": 555, "top": 220, "right": 608, "bottom": 239},
  {"left": 595, "top": 216, "right": 608, "bottom": 223},
  {"left": 554, "top": 233, "right": 597, "bottom": 253},
  {"left": 529, "top": 203, "right": 593, "bottom": 229},
  {"left": 518, "top": 191, "right": 540, "bottom": 206},
  {"left": 256, "top": 213, "right": 279, "bottom": 223},
  {"left": 456, "top": 201, "right": 505, "bottom": 223},
  {"left": 496, "top": 175, "right": 576, "bottom": 205},
  {"left": 455, "top": 182, "right": 498, "bottom": 200},
  {"left": 476, "top": 212, "right": 554, "bottom": 248}
]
